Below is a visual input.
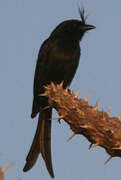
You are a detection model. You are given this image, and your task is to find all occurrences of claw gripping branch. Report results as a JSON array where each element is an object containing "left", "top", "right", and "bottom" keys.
[{"left": 42, "top": 82, "right": 121, "bottom": 163}]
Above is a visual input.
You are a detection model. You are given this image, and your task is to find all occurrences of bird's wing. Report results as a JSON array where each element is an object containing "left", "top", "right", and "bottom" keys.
[{"left": 31, "top": 38, "right": 51, "bottom": 118}]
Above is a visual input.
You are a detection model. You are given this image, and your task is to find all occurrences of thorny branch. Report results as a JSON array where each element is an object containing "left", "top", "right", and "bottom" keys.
[{"left": 41, "top": 82, "right": 121, "bottom": 163}]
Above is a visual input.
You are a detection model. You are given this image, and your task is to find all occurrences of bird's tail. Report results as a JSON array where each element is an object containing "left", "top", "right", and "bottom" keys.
[{"left": 23, "top": 108, "right": 54, "bottom": 178}]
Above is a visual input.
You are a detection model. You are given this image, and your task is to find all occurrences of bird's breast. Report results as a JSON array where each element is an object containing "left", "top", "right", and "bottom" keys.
[
  {"left": 52, "top": 42, "right": 80, "bottom": 62},
  {"left": 45, "top": 44, "right": 80, "bottom": 87}
]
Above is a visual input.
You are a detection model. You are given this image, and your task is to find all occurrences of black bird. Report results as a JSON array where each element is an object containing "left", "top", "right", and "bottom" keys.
[{"left": 23, "top": 8, "right": 95, "bottom": 178}]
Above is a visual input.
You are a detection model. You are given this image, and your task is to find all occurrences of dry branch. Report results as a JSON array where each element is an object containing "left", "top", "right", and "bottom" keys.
[
  {"left": 0, "top": 162, "right": 13, "bottom": 180},
  {"left": 42, "top": 82, "right": 121, "bottom": 163}
]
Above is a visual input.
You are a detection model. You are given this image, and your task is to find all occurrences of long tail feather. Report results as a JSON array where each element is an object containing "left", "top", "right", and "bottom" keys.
[{"left": 23, "top": 108, "right": 54, "bottom": 178}]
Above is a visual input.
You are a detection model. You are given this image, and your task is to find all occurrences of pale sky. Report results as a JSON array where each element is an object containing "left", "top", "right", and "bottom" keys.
[{"left": 0, "top": 0, "right": 121, "bottom": 179}]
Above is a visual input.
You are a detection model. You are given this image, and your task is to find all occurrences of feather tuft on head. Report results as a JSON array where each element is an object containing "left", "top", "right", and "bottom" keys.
[{"left": 78, "top": 7, "right": 88, "bottom": 24}]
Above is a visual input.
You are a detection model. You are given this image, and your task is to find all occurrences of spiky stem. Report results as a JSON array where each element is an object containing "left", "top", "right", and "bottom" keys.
[{"left": 41, "top": 82, "right": 121, "bottom": 162}]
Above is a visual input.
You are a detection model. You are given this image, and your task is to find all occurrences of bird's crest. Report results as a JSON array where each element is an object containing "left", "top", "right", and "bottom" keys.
[{"left": 78, "top": 7, "right": 88, "bottom": 24}]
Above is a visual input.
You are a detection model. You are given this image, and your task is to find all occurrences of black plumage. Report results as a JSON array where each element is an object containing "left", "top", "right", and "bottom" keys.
[{"left": 23, "top": 8, "right": 95, "bottom": 178}]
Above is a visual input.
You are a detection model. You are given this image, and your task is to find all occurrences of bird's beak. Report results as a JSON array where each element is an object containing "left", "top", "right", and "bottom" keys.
[{"left": 82, "top": 24, "right": 96, "bottom": 31}]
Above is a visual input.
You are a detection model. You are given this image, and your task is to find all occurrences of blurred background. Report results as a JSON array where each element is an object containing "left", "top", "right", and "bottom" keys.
[{"left": 0, "top": 0, "right": 121, "bottom": 179}]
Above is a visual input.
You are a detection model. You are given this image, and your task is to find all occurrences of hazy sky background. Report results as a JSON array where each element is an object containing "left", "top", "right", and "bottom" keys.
[{"left": 0, "top": 0, "right": 121, "bottom": 179}]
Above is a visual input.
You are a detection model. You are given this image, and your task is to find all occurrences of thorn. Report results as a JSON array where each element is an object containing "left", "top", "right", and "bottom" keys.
[
  {"left": 93, "top": 102, "right": 98, "bottom": 111},
  {"left": 43, "top": 84, "right": 50, "bottom": 90},
  {"left": 84, "top": 92, "right": 90, "bottom": 102},
  {"left": 75, "top": 90, "right": 80, "bottom": 98},
  {"left": 57, "top": 82, "right": 64, "bottom": 89},
  {"left": 89, "top": 143, "right": 98, "bottom": 149},
  {"left": 71, "top": 91, "right": 74, "bottom": 96},
  {"left": 42, "top": 106, "right": 51, "bottom": 111},
  {"left": 60, "top": 81, "right": 64, "bottom": 87},
  {"left": 102, "top": 110, "right": 105, "bottom": 119},
  {"left": 80, "top": 124, "right": 89, "bottom": 129},
  {"left": 104, "top": 156, "right": 112, "bottom": 165},
  {"left": 118, "top": 113, "right": 121, "bottom": 120},
  {"left": 112, "top": 146, "right": 121, "bottom": 150},
  {"left": 39, "top": 93, "right": 47, "bottom": 97},
  {"left": 107, "top": 106, "right": 112, "bottom": 115},
  {"left": 57, "top": 83, "right": 61, "bottom": 89},
  {"left": 65, "top": 86, "right": 70, "bottom": 94},
  {"left": 67, "top": 133, "right": 76, "bottom": 142},
  {"left": 50, "top": 115, "right": 64, "bottom": 120},
  {"left": 65, "top": 86, "right": 70, "bottom": 93},
  {"left": 51, "top": 81, "right": 56, "bottom": 91}
]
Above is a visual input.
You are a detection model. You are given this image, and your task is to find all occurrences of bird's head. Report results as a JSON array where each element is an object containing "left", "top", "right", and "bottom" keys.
[{"left": 50, "top": 8, "right": 95, "bottom": 41}]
